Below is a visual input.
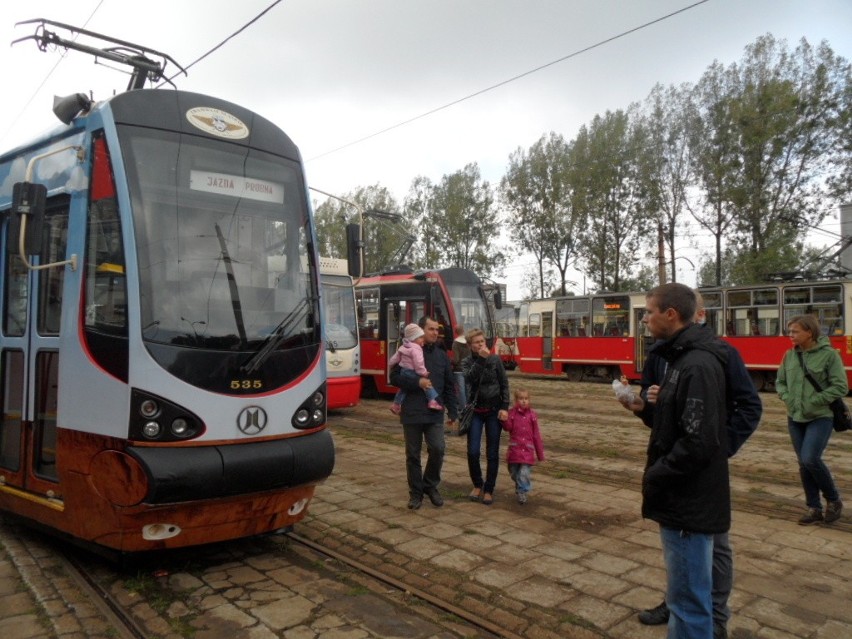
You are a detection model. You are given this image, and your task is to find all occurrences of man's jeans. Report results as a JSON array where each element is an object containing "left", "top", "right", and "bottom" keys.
[
  {"left": 402, "top": 421, "right": 445, "bottom": 498},
  {"left": 661, "top": 526, "right": 714, "bottom": 639},
  {"left": 787, "top": 416, "right": 840, "bottom": 508}
]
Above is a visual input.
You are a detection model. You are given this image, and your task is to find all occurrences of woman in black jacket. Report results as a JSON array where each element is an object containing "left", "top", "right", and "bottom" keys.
[{"left": 462, "top": 328, "right": 510, "bottom": 505}]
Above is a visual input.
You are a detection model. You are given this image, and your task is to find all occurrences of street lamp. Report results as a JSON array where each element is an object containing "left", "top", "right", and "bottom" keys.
[{"left": 669, "top": 255, "right": 696, "bottom": 284}]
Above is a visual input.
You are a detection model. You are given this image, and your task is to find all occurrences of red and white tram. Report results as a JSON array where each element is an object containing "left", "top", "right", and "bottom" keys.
[
  {"left": 512, "top": 280, "right": 852, "bottom": 390},
  {"left": 355, "top": 267, "right": 497, "bottom": 395}
]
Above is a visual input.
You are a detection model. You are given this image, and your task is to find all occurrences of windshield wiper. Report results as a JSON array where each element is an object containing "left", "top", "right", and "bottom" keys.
[
  {"left": 215, "top": 223, "right": 248, "bottom": 347},
  {"left": 240, "top": 296, "right": 313, "bottom": 374}
]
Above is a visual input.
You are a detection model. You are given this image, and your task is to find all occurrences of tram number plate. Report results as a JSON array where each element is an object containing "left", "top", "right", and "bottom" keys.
[{"left": 231, "top": 379, "right": 263, "bottom": 390}]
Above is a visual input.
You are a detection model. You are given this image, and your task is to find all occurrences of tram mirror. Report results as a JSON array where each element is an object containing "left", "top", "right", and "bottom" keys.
[
  {"left": 345, "top": 223, "right": 362, "bottom": 279},
  {"left": 53, "top": 93, "right": 93, "bottom": 125},
  {"left": 493, "top": 290, "right": 503, "bottom": 310},
  {"left": 11, "top": 182, "right": 47, "bottom": 256}
]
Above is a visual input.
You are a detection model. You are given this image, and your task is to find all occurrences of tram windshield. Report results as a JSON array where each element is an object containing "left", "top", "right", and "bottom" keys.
[
  {"left": 119, "top": 127, "right": 317, "bottom": 352},
  {"left": 321, "top": 274, "right": 358, "bottom": 350},
  {"left": 444, "top": 280, "right": 494, "bottom": 339}
]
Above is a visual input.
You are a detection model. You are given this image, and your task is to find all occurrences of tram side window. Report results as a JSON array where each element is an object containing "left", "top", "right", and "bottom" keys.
[
  {"left": 725, "top": 288, "right": 779, "bottom": 337},
  {"left": 0, "top": 350, "right": 24, "bottom": 471},
  {"left": 85, "top": 196, "right": 127, "bottom": 334},
  {"left": 37, "top": 205, "right": 70, "bottom": 336},
  {"left": 33, "top": 350, "right": 58, "bottom": 481},
  {"left": 701, "top": 291, "right": 723, "bottom": 336},
  {"left": 355, "top": 287, "right": 379, "bottom": 338},
  {"left": 783, "top": 285, "right": 843, "bottom": 335},
  {"left": 592, "top": 296, "right": 629, "bottom": 337},
  {"left": 3, "top": 250, "right": 27, "bottom": 337},
  {"left": 556, "top": 298, "right": 590, "bottom": 337},
  {"left": 528, "top": 313, "right": 541, "bottom": 337}
]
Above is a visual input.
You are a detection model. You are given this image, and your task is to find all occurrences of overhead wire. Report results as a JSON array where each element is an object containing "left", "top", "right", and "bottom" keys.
[
  {"left": 157, "top": 0, "right": 284, "bottom": 86},
  {"left": 307, "top": 0, "right": 712, "bottom": 161}
]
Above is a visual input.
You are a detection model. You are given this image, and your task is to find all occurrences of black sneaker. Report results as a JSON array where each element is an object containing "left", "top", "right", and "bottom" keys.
[
  {"left": 638, "top": 601, "right": 669, "bottom": 625},
  {"left": 825, "top": 499, "right": 843, "bottom": 523},
  {"left": 425, "top": 489, "right": 444, "bottom": 507},
  {"left": 798, "top": 507, "right": 823, "bottom": 525},
  {"left": 407, "top": 496, "right": 422, "bottom": 510}
]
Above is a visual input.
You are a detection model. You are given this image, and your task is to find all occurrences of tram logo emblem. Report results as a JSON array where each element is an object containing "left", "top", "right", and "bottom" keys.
[
  {"left": 237, "top": 406, "right": 268, "bottom": 435},
  {"left": 186, "top": 107, "right": 249, "bottom": 139}
]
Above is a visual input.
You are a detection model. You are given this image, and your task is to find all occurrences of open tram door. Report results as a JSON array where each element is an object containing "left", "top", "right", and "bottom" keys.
[{"left": 1, "top": 180, "right": 76, "bottom": 510}]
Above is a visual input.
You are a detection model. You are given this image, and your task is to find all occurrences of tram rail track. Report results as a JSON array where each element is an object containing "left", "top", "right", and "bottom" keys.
[{"left": 285, "top": 531, "right": 509, "bottom": 639}]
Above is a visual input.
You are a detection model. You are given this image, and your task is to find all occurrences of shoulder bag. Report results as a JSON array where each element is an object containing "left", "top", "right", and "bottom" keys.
[
  {"left": 457, "top": 386, "right": 479, "bottom": 437},
  {"left": 797, "top": 351, "right": 851, "bottom": 432}
]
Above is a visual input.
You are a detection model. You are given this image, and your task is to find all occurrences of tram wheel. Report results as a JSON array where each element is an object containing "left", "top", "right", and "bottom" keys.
[
  {"left": 749, "top": 371, "right": 766, "bottom": 392},
  {"left": 360, "top": 376, "right": 379, "bottom": 399},
  {"left": 565, "top": 366, "right": 583, "bottom": 382}
]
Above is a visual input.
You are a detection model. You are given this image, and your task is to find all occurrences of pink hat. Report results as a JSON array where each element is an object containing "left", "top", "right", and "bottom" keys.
[{"left": 404, "top": 323, "right": 424, "bottom": 340}]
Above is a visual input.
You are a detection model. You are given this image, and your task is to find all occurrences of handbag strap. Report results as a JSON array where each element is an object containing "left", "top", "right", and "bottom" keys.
[{"left": 797, "top": 351, "right": 824, "bottom": 392}]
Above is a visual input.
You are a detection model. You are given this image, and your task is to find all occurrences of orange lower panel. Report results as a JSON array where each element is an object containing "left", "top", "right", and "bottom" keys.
[
  {"left": 0, "top": 475, "right": 316, "bottom": 552},
  {"left": 0, "top": 428, "right": 321, "bottom": 552}
]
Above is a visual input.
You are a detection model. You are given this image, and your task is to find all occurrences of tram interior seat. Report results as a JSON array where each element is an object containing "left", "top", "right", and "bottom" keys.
[
  {"left": 751, "top": 322, "right": 761, "bottom": 336},
  {"left": 593, "top": 328, "right": 603, "bottom": 336},
  {"left": 577, "top": 327, "right": 586, "bottom": 336},
  {"left": 726, "top": 320, "right": 736, "bottom": 336}
]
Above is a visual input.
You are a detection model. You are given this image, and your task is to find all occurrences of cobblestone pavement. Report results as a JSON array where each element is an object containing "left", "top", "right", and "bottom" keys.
[{"left": 1, "top": 375, "right": 851, "bottom": 638}]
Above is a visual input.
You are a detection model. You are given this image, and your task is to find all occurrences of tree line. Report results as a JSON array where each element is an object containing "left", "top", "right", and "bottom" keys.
[{"left": 313, "top": 34, "right": 852, "bottom": 299}]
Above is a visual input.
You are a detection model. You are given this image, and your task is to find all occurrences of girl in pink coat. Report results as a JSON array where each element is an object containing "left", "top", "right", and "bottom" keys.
[{"left": 503, "top": 387, "right": 545, "bottom": 504}]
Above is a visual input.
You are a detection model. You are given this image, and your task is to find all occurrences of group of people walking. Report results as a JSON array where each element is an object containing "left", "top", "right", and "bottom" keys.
[
  {"left": 388, "top": 284, "right": 845, "bottom": 639},
  {"left": 389, "top": 317, "right": 544, "bottom": 511}
]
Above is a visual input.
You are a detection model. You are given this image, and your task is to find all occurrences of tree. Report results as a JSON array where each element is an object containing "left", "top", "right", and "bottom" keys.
[
  {"left": 572, "top": 110, "right": 652, "bottom": 291},
  {"left": 312, "top": 185, "right": 403, "bottom": 274},
  {"left": 640, "top": 83, "right": 696, "bottom": 283},
  {"left": 403, "top": 176, "right": 438, "bottom": 269},
  {"left": 691, "top": 35, "right": 852, "bottom": 283},
  {"left": 500, "top": 132, "right": 583, "bottom": 297},
  {"left": 430, "top": 163, "right": 506, "bottom": 278},
  {"left": 687, "top": 60, "right": 743, "bottom": 285}
]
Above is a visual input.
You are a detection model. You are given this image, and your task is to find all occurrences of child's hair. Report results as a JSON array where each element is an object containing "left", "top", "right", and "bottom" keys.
[{"left": 513, "top": 387, "right": 530, "bottom": 403}]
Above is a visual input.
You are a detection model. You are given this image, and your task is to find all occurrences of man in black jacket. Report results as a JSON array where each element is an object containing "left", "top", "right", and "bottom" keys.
[
  {"left": 390, "top": 316, "right": 458, "bottom": 510},
  {"left": 633, "top": 283, "right": 730, "bottom": 639},
  {"left": 626, "top": 292, "right": 761, "bottom": 639}
]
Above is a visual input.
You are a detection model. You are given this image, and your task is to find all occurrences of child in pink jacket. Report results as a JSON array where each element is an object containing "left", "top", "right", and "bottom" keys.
[
  {"left": 503, "top": 387, "right": 545, "bottom": 504},
  {"left": 389, "top": 323, "right": 443, "bottom": 414}
]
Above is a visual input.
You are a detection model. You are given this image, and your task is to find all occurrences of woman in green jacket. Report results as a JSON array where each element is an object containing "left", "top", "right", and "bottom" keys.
[{"left": 776, "top": 314, "right": 846, "bottom": 525}]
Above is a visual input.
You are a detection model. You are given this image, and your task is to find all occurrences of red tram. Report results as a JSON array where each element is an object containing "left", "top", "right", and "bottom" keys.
[
  {"left": 0, "top": 22, "right": 338, "bottom": 552},
  {"left": 355, "top": 267, "right": 497, "bottom": 395},
  {"left": 512, "top": 280, "right": 852, "bottom": 390}
]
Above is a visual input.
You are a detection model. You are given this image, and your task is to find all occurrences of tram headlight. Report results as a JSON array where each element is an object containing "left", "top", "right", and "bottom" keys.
[
  {"left": 294, "top": 409, "right": 311, "bottom": 426},
  {"left": 130, "top": 390, "right": 205, "bottom": 442},
  {"left": 292, "top": 384, "right": 326, "bottom": 429},
  {"left": 143, "top": 421, "right": 161, "bottom": 438},
  {"left": 139, "top": 399, "right": 160, "bottom": 418},
  {"left": 170, "top": 418, "right": 191, "bottom": 437}
]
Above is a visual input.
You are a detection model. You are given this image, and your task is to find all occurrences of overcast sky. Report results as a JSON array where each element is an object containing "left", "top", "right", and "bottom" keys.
[{"left": 2, "top": 0, "right": 850, "bottom": 297}]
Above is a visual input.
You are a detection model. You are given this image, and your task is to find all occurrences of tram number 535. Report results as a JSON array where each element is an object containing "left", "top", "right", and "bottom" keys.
[{"left": 231, "top": 380, "right": 263, "bottom": 390}]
